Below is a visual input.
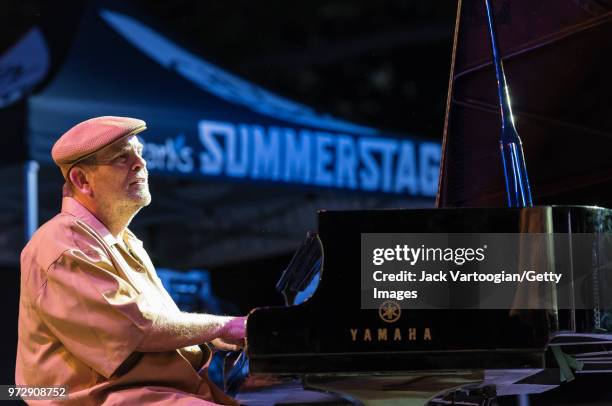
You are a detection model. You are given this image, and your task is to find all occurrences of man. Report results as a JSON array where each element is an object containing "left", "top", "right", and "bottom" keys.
[{"left": 16, "top": 116, "right": 246, "bottom": 405}]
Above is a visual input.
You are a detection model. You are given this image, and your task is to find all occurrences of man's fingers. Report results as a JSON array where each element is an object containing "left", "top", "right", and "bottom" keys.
[
  {"left": 211, "top": 338, "right": 243, "bottom": 351},
  {"left": 218, "top": 340, "right": 238, "bottom": 351}
]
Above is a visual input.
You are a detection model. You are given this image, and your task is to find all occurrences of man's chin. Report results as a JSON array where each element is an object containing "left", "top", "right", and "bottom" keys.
[
  {"left": 129, "top": 192, "right": 151, "bottom": 207},
  {"left": 140, "top": 194, "right": 152, "bottom": 207}
]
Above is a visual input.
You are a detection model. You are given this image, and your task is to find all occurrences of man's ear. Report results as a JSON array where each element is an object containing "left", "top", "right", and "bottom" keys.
[{"left": 68, "top": 166, "right": 92, "bottom": 196}]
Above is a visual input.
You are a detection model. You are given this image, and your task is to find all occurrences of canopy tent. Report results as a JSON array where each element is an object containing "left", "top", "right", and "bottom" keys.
[{"left": 22, "top": 1, "right": 441, "bottom": 267}]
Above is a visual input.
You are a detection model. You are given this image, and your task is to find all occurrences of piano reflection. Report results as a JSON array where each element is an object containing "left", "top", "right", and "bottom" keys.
[{"left": 227, "top": 0, "right": 612, "bottom": 404}]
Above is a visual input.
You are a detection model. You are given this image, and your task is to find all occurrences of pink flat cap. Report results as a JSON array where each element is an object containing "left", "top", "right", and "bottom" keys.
[{"left": 52, "top": 116, "right": 147, "bottom": 179}]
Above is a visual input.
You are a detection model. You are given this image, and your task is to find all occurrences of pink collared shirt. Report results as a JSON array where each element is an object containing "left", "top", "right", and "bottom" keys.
[{"left": 16, "top": 197, "right": 236, "bottom": 405}]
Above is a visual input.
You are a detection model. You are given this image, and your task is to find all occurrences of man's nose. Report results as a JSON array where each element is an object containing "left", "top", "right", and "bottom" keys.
[{"left": 132, "top": 154, "right": 147, "bottom": 172}]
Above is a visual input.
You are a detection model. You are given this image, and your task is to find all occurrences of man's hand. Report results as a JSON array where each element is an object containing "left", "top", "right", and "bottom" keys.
[
  {"left": 219, "top": 316, "right": 247, "bottom": 344},
  {"left": 210, "top": 337, "right": 243, "bottom": 352}
]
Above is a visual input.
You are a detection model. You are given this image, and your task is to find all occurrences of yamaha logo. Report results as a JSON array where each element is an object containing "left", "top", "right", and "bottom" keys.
[
  {"left": 349, "top": 301, "right": 432, "bottom": 342},
  {"left": 378, "top": 300, "right": 401, "bottom": 323}
]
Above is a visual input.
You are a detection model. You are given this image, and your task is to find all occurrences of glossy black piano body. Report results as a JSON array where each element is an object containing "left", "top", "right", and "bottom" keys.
[
  {"left": 228, "top": 0, "right": 612, "bottom": 402},
  {"left": 245, "top": 205, "right": 612, "bottom": 378}
]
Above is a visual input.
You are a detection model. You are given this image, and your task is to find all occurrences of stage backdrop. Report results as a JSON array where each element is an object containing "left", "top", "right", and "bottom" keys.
[{"left": 27, "top": 1, "right": 442, "bottom": 267}]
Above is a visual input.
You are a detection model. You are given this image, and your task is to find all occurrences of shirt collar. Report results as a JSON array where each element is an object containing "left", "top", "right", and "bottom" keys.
[
  {"left": 123, "top": 228, "right": 143, "bottom": 246},
  {"left": 61, "top": 197, "right": 119, "bottom": 246}
]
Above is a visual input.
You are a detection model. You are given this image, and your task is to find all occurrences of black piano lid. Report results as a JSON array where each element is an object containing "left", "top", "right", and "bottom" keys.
[{"left": 438, "top": 0, "right": 612, "bottom": 208}]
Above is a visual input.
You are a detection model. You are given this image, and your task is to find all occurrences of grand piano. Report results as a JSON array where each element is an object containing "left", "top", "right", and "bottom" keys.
[{"left": 227, "top": 1, "right": 612, "bottom": 404}]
